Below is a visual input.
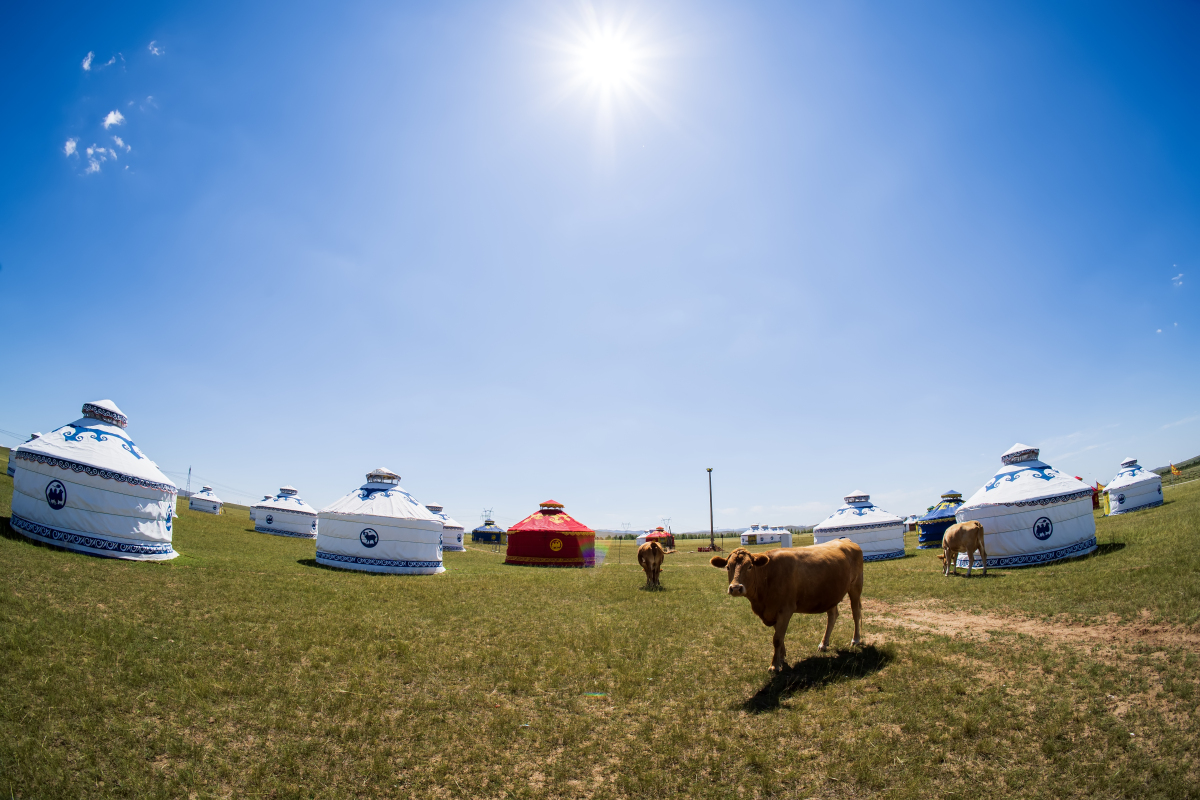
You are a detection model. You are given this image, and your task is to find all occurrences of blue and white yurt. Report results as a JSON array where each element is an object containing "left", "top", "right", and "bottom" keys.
[
  {"left": 316, "top": 468, "right": 445, "bottom": 574},
  {"left": 915, "top": 491, "right": 964, "bottom": 549},
  {"left": 813, "top": 491, "right": 905, "bottom": 561},
  {"left": 472, "top": 518, "right": 506, "bottom": 544},
  {"left": 9, "top": 400, "right": 178, "bottom": 561},
  {"left": 189, "top": 485, "right": 223, "bottom": 515},
  {"left": 955, "top": 443, "right": 1096, "bottom": 568},
  {"left": 740, "top": 524, "right": 794, "bottom": 547},
  {"left": 426, "top": 503, "right": 466, "bottom": 552},
  {"left": 6, "top": 433, "right": 41, "bottom": 477},
  {"left": 1105, "top": 457, "right": 1163, "bottom": 516},
  {"left": 253, "top": 486, "right": 318, "bottom": 538},
  {"left": 248, "top": 494, "right": 271, "bottom": 523}
]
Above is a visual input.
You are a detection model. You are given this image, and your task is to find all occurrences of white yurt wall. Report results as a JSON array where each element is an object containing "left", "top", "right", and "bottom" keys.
[
  {"left": 813, "top": 491, "right": 905, "bottom": 562},
  {"left": 955, "top": 443, "right": 1097, "bottom": 568},
  {"left": 316, "top": 468, "right": 445, "bottom": 574},
  {"left": 9, "top": 400, "right": 178, "bottom": 561},
  {"left": 426, "top": 503, "right": 466, "bottom": 552}
]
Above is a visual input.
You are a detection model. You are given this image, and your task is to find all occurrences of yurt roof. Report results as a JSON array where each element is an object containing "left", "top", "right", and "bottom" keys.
[
  {"left": 254, "top": 487, "right": 318, "bottom": 516},
  {"left": 959, "top": 443, "right": 1092, "bottom": 510},
  {"left": 319, "top": 468, "right": 441, "bottom": 521},
  {"left": 917, "top": 490, "right": 964, "bottom": 523},
  {"left": 647, "top": 531, "right": 672, "bottom": 539},
  {"left": 508, "top": 500, "right": 594, "bottom": 533},
  {"left": 1107, "top": 458, "right": 1160, "bottom": 493},
  {"left": 194, "top": 485, "right": 223, "bottom": 503},
  {"left": 813, "top": 492, "right": 902, "bottom": 534},
  {"left": 17, "top": 399, "right": 175, "bottom": 492}
]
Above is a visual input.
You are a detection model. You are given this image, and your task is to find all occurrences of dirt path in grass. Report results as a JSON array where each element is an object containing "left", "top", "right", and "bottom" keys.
[{"left": 863, "top": 599, "right": 1200, "bottom": 654}]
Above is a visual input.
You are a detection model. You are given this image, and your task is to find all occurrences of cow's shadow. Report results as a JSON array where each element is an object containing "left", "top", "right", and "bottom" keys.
[{"left": 742, "top": 644, "right": 893, "bottom": 713}]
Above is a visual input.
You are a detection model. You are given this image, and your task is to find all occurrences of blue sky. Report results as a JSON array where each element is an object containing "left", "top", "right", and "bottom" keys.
[{"left": 1, "top": 0, "right": 1197, "bottom": 531}]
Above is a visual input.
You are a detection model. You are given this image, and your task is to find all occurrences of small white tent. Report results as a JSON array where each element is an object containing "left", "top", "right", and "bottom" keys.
[
  {"left": 813, "top": 491, "right": 905, "bottom": 561},
  {"left": 316, "top": 468, "right": 445, "bottom": 574},
  {"left": 253, "top": 486, "right": 318, "bottom": 538},
  {"left": 1105, "top": 457, "right": 1163, "bottom": 516},
  {"left": 9, "top": 400, "right": 178, "bottom": 560},
  {"left": 425, "top": 503, "right": 466, "bottom": 552},
  {"left": 189, "top": 485, "right": 223, "bottom": 515},
  {"left": 955, "top": 443, "right": 1096, "bottom": 568},
  {"left": 741, "top": 524, "right": 793, "bottom": 547}
]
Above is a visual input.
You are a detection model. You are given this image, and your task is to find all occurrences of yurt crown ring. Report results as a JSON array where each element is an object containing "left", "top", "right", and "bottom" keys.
[
  {"left": 82, "top": 402, "right": 128, "bottom": 429},
  {"left": 1002, "top": 448, "right": 1040, "bottom": 465}
]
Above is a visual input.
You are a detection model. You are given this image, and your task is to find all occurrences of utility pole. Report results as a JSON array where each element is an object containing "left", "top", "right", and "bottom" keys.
[
  {"left": 707, "top": 468, "right": 715, "bottom": 551},
  {"left": 185, "top": 466, "right": 192, "bottom": 496}
]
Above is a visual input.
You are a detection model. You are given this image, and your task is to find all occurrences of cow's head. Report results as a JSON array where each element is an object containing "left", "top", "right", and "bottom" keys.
[{"left": 710, "top": 547, "right": 769, "bottom": 597}]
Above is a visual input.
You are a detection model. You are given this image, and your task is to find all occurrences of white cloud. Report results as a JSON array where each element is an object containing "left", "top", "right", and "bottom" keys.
[
  {"left": 112, "top": 136, "right": 130, "bottom": 152},
  {"left": 63, "top": 138, "right": 77, "bottom": 156},
  {"left": 1162, "top": 415, "right": 1200, "bottom": 430},
  {"left": 83, "top": 144, "right": 117, "bottom": 174},
  {"left": 1172, "top": 272, "right": 1184, "bottom": 287},
  {"left": 85, "top": 160, "right": 100, "bottom": 174},
  {"left": 148, "top": 40, "right": 164, "bottom": 56},
  {"left": 82, "top": 51, "right": 94, "bottom": 71},
  {"left": 102, "top": 110, "right": 125, "bottom": 129},
  {"left": 1157, "top": 329, "right": 1162, "bottom": 333},
  {"left": 101, "top": 55, "right": 117, "bottom": 68}
]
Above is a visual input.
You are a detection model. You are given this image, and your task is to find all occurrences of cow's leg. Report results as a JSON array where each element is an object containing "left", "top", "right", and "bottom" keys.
[
  {"left": 818, "top": 605, "right": 838, "bottom": 652},
  {"left": 942, "top": 548, "right": 950, "bottom": 577},
  {"left": 771, "top": 611, "right": 793, "bottom": 672},
  {"left": 848, "top": 575, "right": 863, "bottom": 647},
  {"left": 979, "top": 541, "right": 987, "bottom": 577},
  {"left": 966, "top": 547, "right": 973, "bottom": 578}
]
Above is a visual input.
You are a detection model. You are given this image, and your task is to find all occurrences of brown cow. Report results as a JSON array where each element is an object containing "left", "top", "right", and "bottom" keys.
[
  {"left": 637, "top": 540, "right": 665, "bottom": 588},
  {"left": 940, "top": 520, "right": 987, "bottom": 577},
  {"left": 711, "top": 540, "right": 864, "bottom": 673}
]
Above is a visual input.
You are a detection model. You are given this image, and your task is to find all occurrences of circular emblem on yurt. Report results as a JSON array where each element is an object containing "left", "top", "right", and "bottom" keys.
[
  {"left": 311, "top": 520, "right": 317, "bottom": 532},
  {"left": 1116, "top": 493, "right": 1126, "bottom": 505},
  {"left": 549, "top": 538, "right": 563, "bottom": 552},
  {"left": 360, "top": 528, "right": 379, "bottom": 548},
  {"left": 45, "top": 480, "right": 67, "bottom": 510},
  {"left": 265, "top": 514, "right": 274, "bottom": 525},
  {"left": 1032, "top": 517, "right": 1053, "bottom": 540}
]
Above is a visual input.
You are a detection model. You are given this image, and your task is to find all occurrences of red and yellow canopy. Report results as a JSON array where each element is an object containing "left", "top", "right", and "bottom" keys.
[{"left": 505, "top": 500, "right": 596, "bottom": 567}]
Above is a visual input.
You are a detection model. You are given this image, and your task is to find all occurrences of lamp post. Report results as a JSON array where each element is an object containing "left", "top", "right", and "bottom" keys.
[{"left": 707, "top": 468, "right": 715, "bottom": 551}]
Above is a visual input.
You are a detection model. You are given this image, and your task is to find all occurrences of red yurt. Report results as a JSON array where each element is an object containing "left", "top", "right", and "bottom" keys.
[{"left": 505, "top": 499, "right": 596, "bottom": 568}]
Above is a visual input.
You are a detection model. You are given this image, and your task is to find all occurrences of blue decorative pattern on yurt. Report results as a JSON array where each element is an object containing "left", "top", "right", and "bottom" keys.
[{"left": 916, "top": 491, "right": 963, "bottom": 549}]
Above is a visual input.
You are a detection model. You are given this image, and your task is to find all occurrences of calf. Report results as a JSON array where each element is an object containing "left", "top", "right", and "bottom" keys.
[
  {"left": 637, "top": 541, "right": 665, "bottom": 588},
  {"left": 711, "top": 540, "right": 864, "bottom": 673},
  {"left": 941, "top": 520, "right": 987, "bottom": 577}
]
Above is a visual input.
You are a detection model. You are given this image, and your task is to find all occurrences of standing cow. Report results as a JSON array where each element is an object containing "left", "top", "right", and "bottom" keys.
[
  {"left": 637, "top": 540, "right": 666, "bottom": 588},
  {"left": 939, "top": 520, "right": 987, "bottom": 577},
  {"left": 711, "top": 540, "right": 864, "bottom": 673}
]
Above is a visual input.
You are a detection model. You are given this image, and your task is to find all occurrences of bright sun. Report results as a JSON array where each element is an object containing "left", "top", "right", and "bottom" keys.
[{"left": 578, "top": 34, "right": 635, "bottom": 91}]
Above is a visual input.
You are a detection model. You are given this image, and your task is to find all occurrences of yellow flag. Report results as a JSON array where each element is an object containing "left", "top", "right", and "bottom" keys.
[{"left": 1171, "top": 463, "right": 1182, "bottom": 476}]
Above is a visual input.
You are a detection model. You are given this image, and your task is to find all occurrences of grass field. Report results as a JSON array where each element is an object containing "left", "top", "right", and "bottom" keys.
[{"left": 2, "top": 446, "right": 1199, "bottom": 798}]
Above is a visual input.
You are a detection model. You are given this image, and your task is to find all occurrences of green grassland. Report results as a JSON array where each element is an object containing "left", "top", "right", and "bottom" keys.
[{"left": 2, "top": 446, "right": 1199, "bottom": 798}]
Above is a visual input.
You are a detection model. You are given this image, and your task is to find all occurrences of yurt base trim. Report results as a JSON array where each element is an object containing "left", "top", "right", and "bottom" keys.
[
  {"left": 863, "top": 548, "right": 907, "bottom": 562},
  {"left": 916, "top": 543, "right": 942, "bottom": 550},
  {"left": 442, "top": 544, "right": 466, "bottom": 552},
  {"left": 1109, "top": 498, "right": 1163, "bottom": 516},
  {"left": 315, "top": 550, "right": 444, "bottom": 575},
  {"left": 254, "top": 525, "right": 318, "bottom": 539},
  {"left": 955, "top": 536, "right": 1097, "bottom": 569},
  {"left": 10, "top": 513, "right": 178, "bottom": 561},
  {"left": 504, "top": 556, "right": 595, "bottom": 568}
]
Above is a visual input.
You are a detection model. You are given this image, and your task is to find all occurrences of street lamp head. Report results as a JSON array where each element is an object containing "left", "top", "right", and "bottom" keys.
[{"left": 706, "top": 467, "right": 713, "bottom": 473}]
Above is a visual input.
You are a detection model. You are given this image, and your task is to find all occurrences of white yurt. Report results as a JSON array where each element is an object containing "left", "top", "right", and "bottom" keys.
[
  {"left": 248, "top": 494, "right": 272, "bottom": 522},
  {"left": 426, "top": 503, "right": 466, "bottom": 552},
  {"left": 316, "top": 468, "right": 445, "bottom": 574},
  {"left": 813, "top": 491, "right": 905, "bottom": 561},
  {"left": 189, "top": 485, "right": 223, "bottom": 515},
  {"left": 9, "top": 400, "right": 178, "bottom": 560},
  {"left": 955, "top": 443, "right": 1096, "bottom": 568},
  {"left": 6, "top": 433, "right": 41, "bottom": 477},
  {"left": 1105, "top": 457, "right": 1163, "bottom": 516},
  {"left": 740, "top": 524, "right": 794, "bottom": 547},
  {"left": 253, "top": 486, "right": 318, "bottom": 538}
]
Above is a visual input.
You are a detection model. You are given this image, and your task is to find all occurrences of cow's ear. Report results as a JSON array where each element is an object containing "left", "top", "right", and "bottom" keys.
[
  {"left": 752, "top": 554, "right": 770, "bottom": 566},
  {"left": 709, "top": 556, "right": 728, "bottom": 568}
]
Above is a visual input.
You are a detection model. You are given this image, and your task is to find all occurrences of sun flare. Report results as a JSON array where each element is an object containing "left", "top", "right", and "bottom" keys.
[{"left": 578, "top": 33, "right": 636, "bottom": 91}]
